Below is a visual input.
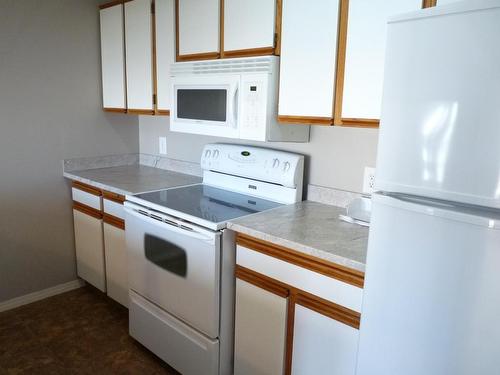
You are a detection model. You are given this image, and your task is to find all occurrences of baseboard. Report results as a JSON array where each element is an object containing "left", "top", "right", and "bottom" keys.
[{"left": 0, "top": 279, "right": 85, "bottom": 313}]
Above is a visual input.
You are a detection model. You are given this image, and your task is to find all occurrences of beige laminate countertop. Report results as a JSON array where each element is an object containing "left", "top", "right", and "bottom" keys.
[
  {"left": 227, "top": 201, "right": 369, "bottom": 273},
  {"left": 64, "top": 164, "right": 202, "bottom": 195}
]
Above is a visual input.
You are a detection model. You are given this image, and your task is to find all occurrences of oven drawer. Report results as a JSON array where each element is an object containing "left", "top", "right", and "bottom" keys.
[
  {"left": 129, "top": 291, "right": 219, "bottom": 375},
  {"left": 125, "top": 203, "right": 221, "bottom": 338}
]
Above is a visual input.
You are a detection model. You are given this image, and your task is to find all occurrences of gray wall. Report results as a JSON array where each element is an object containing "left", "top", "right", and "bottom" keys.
[
  {"left": 140, "top": 116, "right": 378, "bottom": 193},
  {"left": 0, "top": 0, "right": 139, "bottom": 302}
]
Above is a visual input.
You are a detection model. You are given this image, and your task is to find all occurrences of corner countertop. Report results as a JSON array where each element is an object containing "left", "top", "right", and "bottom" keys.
[
  {"left": 64, "top": 164, "right": 202, "bottom": 195},
  {"left": 227, "top": 201, "right": 369, "bottom": 273}
]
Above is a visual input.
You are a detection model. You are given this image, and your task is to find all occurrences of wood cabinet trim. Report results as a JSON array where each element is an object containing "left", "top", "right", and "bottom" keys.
[
  {"left": 176, "top": 51, "right": 220, "bottom": 62},
  {"left": 295, "top": 291, "right": 360, "bottom": 330},
  {"left": 336, "top": 117, "right": 380, "bottom": 128},
  {"left": 422, "top": 0, "right": 437, "bottom": 7},
  {"left": 127, "top": 108, "right": 155, "bottom": 115},
  {"left": 151, "top": 0, "right": 159, "bottom": 114},
  {"left": 277, "top": 115, "right": 332, "bottom": 126},
  {"left": 236, "top": 233, "right": 364, "bottom": 288},
  {"left": 73, "top": 201, "right": 103, "bottom": 220},
  {"left": 332, "top": 0, "right": 349, "bottom": 126},
  {"left": 103, "top": 213, "right": 125, "bottom": 230},
  {"left": 274, "top": 0, "right": 283, "bottom": 55},
  {"left": 236, "top": 265, "right": 289, "bottom": 298},
  {"left": 103, "top": 107, "right": 127, "bottom": 113},
  {"left": 102, "top": 191, "right": 125, "bottom": 204},
  {"left": 222, "top": 47, "right": 275, "bottom": 59},
  {"left": 72, "top": 181, "right": 102, "bottom": 197},
  {"left": 99, "top": 0, "right": 124, "bottom": 10},
  {"left": 285, "top": 293, "right": 296, "bottom": 375},
  {"left": 155, "top": 109, "right": 170, "bottom": 116},
  {"left": 220, "top": 0, "right": 225, "bottom": 58},
  {"left": 174, "top": 0, "right": 180, "bottom": 60}
]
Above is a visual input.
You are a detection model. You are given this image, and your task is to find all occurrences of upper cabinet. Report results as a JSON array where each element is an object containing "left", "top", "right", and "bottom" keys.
[
  {"left": 278, "top": 0, "right": 435, "bottom": 127},
  {"left": 99, "top": 0, "right": 175, "bottom": 115},
  {"left": 99, "top": 2, "right": 126, "bottom": 112},
  {"left": 335, "top": 0, "right": 423, "bottom": 126},
  {"left": 278, "top": 0, "right": 340, "bottom": 125},
  {"left": 155, "top": 0, "right": 176, "bottom": 114},
  {"left": 176, "top": 0, "right": 221, "bottom": 60},
  {"left": 223, "top": 0, "right": 279, "bottom": 58},
  {"left": 124, "top": 0, "right": 154, "bottom": 114}
]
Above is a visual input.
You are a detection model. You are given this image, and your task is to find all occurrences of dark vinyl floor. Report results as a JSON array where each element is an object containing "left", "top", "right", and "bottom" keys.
[{"left": 0, "top": 285, "right": 179, "bottom": 374}]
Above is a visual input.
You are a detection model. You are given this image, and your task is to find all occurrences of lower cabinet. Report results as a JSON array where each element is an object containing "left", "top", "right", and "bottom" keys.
[
  {"left": 291, "top": 304, "right": 359, "bottom": 375},
  {"left": 103, "top": 221, "right": 128, "bottom": 307},
  {"left": 234, "top": 233, "right": 364, "bottom": 375},
  {"left": 73, "top": 207, "right": 106, "bottom": 292},
  {"left": 234, "top": 279, "right": 288, "bottom": 375},
  {"left": 71, "top": 181, "right": 129, "bottom": 307}
]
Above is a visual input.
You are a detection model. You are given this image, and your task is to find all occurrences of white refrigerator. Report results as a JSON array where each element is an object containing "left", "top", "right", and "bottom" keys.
[{"left": 356, "top": 1, "right": 500, "bottom": 375}]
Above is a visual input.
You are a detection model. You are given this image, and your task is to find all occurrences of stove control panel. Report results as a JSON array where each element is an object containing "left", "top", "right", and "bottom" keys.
[{"left": 200, "top": 144, "right": 304, "bottom": 188}]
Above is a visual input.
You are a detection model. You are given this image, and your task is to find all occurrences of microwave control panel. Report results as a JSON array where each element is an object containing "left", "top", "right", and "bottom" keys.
[{"left": 239, "top": 75, "right": 268, "bottom": 140}]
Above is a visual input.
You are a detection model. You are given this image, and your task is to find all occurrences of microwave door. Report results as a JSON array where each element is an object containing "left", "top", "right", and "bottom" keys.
[{"left": 170, "top": 76, "right": 240, "bottom": 139}]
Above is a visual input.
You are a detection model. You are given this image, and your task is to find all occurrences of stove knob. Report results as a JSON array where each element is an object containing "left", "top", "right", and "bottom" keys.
[
  {"left": 213, "top": 150, "right": 219, "bottom": 158},
  {"left": 205, "top": 150, "right": 211, "bottom": 158},
  {"left": 283, "top": 161, "right": 291, "bottom": 172},
  {"left": 272, "top": 158, "right": 280, "bottom": 168}
]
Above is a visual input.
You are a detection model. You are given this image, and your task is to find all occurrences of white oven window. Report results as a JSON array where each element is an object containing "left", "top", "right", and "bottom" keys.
[{"left": 177, "top": 89, "right": 228, "bottom": 122}]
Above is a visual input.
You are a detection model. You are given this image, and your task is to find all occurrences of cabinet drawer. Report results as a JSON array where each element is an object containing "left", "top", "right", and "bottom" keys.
[
  {"left": 72, "top": 187, "right": 101, "bottom": 210},
  {"left": 237, "top": 244, "right": 363, "bottom": 313},
  {"left": 103, "top": 198, "right": 124, "bottom": 220}
]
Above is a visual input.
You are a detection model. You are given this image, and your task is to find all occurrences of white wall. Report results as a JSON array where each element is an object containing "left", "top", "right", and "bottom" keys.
[
  {"left": 0, "top": 0, "right": 139, "bottom": 302},
  {"left": 139, "top": 116, "right": 378, "bottom": 193}
]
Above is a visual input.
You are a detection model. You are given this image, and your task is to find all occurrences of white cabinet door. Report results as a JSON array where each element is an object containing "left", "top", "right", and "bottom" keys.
[
  {"left": 73, "top": 210, "right": 106, "bottom": 292},
  {"left": 278, "top": 0, "right": 340, "bottom": 122},
  {"left": 223, "top": 0, "right": 276, "bottom": 54},
  {"left": 125, "top": 0, "right": 154, "bottom": 112},
  {"left": 341, "top": 0, "right": 422, "bottom": 120},
  {"left": 177, "top": 0, "right": 220, "bottom": 58},
  {"left": 155, "top": 0, "right": 175, "bottom": 113},
  {"left": 291, "top": 305, "right": 359, "bottom": 375},
  {"left": 104, "top": 222, "right": 128, "bottom": 307},
  {"left": 234, "top": 279, "right": 288, "bottom": 375},
  {"left": 100, "top": 3, "right": 126, "bottom": 110}
]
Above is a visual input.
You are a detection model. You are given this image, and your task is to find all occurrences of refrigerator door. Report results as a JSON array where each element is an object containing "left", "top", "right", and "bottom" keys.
[
  {"left": 357, "top": 193, "right": 500, "bottom": 375},
  {"left": 376, "top": 1, "right": 500, "bottom": 209}
]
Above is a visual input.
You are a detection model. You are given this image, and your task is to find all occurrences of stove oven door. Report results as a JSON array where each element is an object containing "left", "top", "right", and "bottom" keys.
[{"left": 125, "top": 202, "right": 221, "bottom": 338}]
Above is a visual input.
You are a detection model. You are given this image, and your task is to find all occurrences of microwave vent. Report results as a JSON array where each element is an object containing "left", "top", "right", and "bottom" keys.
[{"left": 171, "top": 56, "right": 278, "bottom": 76}]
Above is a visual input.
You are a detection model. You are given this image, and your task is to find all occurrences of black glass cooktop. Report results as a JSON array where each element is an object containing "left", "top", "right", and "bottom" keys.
[{"left": 134, "top": 184, "right": 282, "bottom": 225}]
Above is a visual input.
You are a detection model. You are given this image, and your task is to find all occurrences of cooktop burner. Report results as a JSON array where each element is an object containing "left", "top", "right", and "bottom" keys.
[{"left": 132, "top": 183, "right": 282, "bottom": 229}]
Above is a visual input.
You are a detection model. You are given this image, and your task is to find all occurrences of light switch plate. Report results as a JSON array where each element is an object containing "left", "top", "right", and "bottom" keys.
[
  {"left": 159, "top": 137, "right": 167, "bottom": 155},
  {"left": 363, "top": 167, "right": 376, "bottom": 194}
]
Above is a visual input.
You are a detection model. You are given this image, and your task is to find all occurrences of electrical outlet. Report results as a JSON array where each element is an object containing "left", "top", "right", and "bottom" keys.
[
  {"left": 159, "top": 137, "right": 167, "bottom": 155},
  {"left": 363, "top": 167, "right": 376, "bottom": 194}
]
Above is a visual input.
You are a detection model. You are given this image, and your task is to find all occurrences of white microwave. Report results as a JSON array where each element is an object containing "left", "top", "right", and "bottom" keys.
[{"left": 170, "top": 56, "right": 309, "bottom": 143}]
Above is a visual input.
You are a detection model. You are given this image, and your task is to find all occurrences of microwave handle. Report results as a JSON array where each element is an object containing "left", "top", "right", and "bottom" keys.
[{"left": 232, "top": 85, "right": 239, "bottom": 127}]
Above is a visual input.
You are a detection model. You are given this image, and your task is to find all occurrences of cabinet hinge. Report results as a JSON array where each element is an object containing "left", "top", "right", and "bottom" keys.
[{"left": 153, "top": 94, "right": 157, "bottom": 105}]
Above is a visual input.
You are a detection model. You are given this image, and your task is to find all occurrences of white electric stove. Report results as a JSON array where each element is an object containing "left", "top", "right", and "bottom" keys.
[{"left": 124, "top": 144, "right": 304, "bottom": 375}]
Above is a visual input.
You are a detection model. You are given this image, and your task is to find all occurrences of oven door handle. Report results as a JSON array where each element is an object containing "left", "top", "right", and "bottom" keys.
[{"left": 125, "top": 207, "right": 216, "bottom": 244}]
